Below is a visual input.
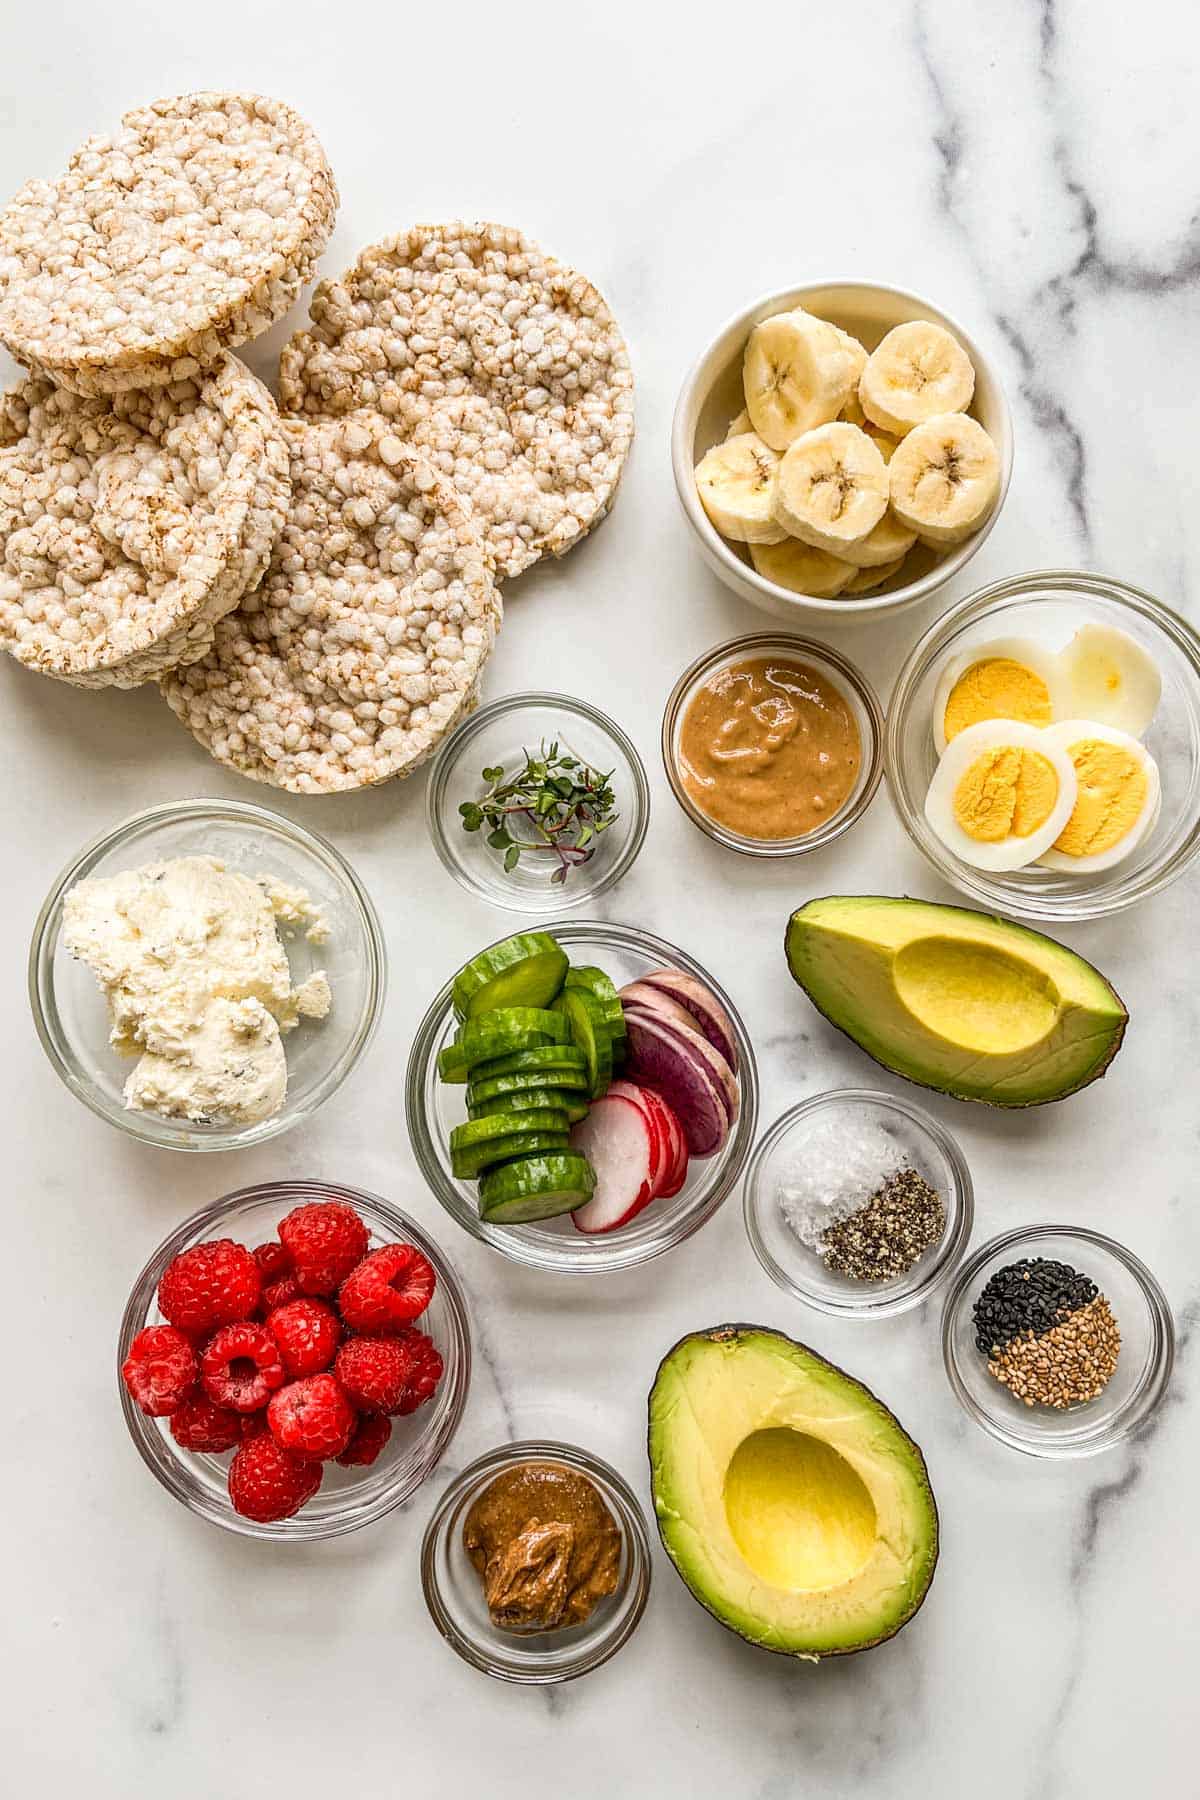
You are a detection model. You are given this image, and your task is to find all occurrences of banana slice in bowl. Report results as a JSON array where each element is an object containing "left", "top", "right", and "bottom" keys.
[
  {"left": 743, "top": 310, "right": 856, "bottom": 450},
  {"left": 694, "top": 434, "right": 787, "bottom": 544},
  {"left": 774, "top": 423, "right": 889, "bottom": 555},
  {"left": 889, "top": 413, "right": 1002, "bottom": 547},
  {"left": 860, "top": 321, "right": 976, "bottom": 435},
  {"left": 749, "top": 538, "right": 854, "bottom": 598}
]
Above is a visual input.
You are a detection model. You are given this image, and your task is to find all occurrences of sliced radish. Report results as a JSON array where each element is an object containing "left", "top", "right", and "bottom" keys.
[
  {"left": 610, "top": 1080, "right": 681, "bottom": 1199},
  {"left": 570, "top": 1096, "right": 657, "bottom": 1234},
  {"left": 639, "top": 969, "right": 739, "bottom": 1073},
  {"left": 622, "top": 1004, "right": 739, "bottom": 1134},
  {"left": 608, "top": 1080, "right": 668, "bottom": 1191},
  {"left": 620, "top": 1011, "right": 731, "bottom": 1158}
]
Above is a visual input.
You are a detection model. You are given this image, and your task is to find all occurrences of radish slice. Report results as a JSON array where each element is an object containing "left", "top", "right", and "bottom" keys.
[
  {"left": 570, "top": 1096, "right": 657, "bottom": 1234},
  {"left": 621, "top": 1011, "right": 731, "bottom": 1158},
  {"left": 649, "top": 1092, "right": 688, "bottom": 1198},
  {"left": 638, "top": 969, "right": 739, "bottom": 1073},
  {"left": 608, "top": 1080, "right": 668, "bottom": 1192},
  {"left": 621, "top": 1005, "right": 739, "bottom": 1136}
]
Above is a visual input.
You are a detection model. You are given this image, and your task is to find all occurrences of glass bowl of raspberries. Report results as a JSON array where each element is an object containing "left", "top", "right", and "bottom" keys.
[{"left": 118, "top": 1182, "right": 471, "bottom": 1538}]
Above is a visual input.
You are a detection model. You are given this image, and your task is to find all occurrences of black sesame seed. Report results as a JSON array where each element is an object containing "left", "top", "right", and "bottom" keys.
[{"left": 971, "top": 1257, "right": 1098, "bottom": 1353}]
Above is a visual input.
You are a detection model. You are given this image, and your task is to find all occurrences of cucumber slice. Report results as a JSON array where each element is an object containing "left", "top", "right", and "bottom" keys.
[
  {"left": 437, "top": 1009, "right": 570, "bottom": 1082},
  {"left": 468, "top": 1087, "right": 582, "bottom": 1122},
  {"left": 565, "top": 965, "right": 625, "bottom": 1038},
  {"left": 478, "top": 1152, "right": 597, "bottom": 1223},
  {"left": 469, "top": 1046, "right": 587, "bottom": 1084},
  {"left": 468, "top": 1067, "right": 590, "bottom": 1105},
  {"left": 555, "top": 986, "right": 613, "bottom": 1100},
  {"left": 451, "top": 1107, "right": 569, "bottom": 1150},
  {"left": 452, "top": 934, "right": 568, "bottom": 1021},
  {"left": 451, "top": 1130, "right": 570, "bottom": 1180}
]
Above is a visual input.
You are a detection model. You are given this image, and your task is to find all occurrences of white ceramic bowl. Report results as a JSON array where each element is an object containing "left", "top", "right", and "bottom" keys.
[{"left": 672, "top": 280, "right": 1013, "bottom": 622}]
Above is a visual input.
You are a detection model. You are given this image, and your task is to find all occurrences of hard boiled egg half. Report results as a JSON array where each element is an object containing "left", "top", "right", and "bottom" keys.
[
  {"left": 1036, "top": 720, "right": 1160, "bottom": 872},
  {"left": 925, "top": 719, "right": 1078, "bottom": 871},
  {"left": 932, "top": 637, "right": 1070, "bottom": 754},
  {"left": 1058, "top": 624, "right": 1162, "bottom": 738}
]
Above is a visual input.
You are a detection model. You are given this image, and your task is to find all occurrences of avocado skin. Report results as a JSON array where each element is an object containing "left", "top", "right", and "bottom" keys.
[
  {"left": 647, "top": 1324, "right": 940, "bottom": 1661},
  {"left": 784, "top": 895, "right": 1128, "bottom": 1108}
]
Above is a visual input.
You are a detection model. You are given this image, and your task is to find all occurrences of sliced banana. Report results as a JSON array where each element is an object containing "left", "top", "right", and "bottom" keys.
[
  {"left": 860, "top": 321, "right": 976, "bottom": 435},
  {"left": 694, "top": 433, "right": 787, "bottom": 544},
  {"left": 865, "top": 427, "right": 900, "bottom": 464},
  {"left": 725, "top": 407, "right": 752, "bottom": 441},
  {"left": 743, "top": 309, "right": 856, "bottom": 451},
  {"left": 840, "top": 507, "right": 918, "bottom": 569},
  {"left": 773, "top": 422, "right": 889, "bottom": 555},
  {"left": 750, "top": 537, "right": 854, "bottom": 599},
  {"left": 842, "top": 554, "right": 908, "bottom": 595},
  {"left": 888, "top": 412, "right": 1001, "bottom": 546}
]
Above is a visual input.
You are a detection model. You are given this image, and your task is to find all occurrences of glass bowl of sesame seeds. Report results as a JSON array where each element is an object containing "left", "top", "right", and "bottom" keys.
[
  {"left": 742, "top": 1088, "right": 974, "bottom": 1318},
  {"left": 941, "top": 1225, "right": 1174, "bottom": 1458}
]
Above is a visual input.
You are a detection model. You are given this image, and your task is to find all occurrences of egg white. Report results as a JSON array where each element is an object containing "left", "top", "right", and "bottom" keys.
[
  {"left": 1058, "top": 624, "right": 1162, "bottom": 738},
  {"left": 924, "top": 719, "right": 1079, "bottom": 871},
  {"left": 1036, "top": 719, "right": 1161, "bottom": 873},
  {"left": 931, "top": 636, "right": 1070, "bottom": 755}
]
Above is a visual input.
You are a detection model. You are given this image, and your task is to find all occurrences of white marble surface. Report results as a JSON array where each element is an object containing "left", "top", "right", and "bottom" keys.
[{"left": 3, "top": 3, "right": 1197, "bottom": 1794}]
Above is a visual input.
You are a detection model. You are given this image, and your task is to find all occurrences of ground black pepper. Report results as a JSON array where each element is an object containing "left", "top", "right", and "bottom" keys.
[{"left": 819, "top": 1167, "right": 945, "bottom": 1281}]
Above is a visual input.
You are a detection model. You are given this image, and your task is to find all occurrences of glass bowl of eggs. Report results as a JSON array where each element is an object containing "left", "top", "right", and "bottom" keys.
[{"left": 885, "top": 571, "right": 1200, "bottom": 921}]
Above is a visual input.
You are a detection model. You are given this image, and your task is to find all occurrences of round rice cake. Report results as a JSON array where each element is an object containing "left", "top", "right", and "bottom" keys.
[
  {"left": 0, "top": 91, "right": 337, "bottom": 397},
  {"left": 279, "top": 222, "right": 634, "bottom": 581},
  {"left": 0, "top": 354, "right": 290, "bottom": 689},
  {"left": 161, "top": 413, "right": 500, "bottom": 794}
]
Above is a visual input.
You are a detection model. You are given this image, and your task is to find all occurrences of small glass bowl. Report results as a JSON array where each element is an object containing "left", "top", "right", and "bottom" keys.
[
  {"left": 941, "top": 1224, "right": 1173, "bottom": 1458},
  {"left": 406, "top": 919, "right": 758, "bottom": 1274},
  {"left": 118, "top": 1181, "right": 471, "bottom": 1539},
  {"left": 743, "top": 1089, "right": 973, "bottom": 1317},
  {"left": 420, "top": 1439, "right": 651, "bottom": 1683},
  {"left": 886, "top": 570, "right": 1200, "bottom": 921},
  {"left": 30, "top": 798, "right": 386, "bottom": 1151},
  {"left": 661, "top": 633, "right": 884, "bottom": 857},
  {"left": 425, "top": 691, "right": 650, "bottom": 913}
]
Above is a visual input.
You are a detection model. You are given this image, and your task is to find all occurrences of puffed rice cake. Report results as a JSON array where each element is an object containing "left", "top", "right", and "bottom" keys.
[
  {"left": 0, "top": 92, "right": 337, "bottom": 398},
  {"left": 0, "top": 355, "right": 290, "bottom": 689},
  {"left": 279, "top": 222, "right": 634, "bottom": 581},
  {"left": 161, "top": 414, "right": 500, "bottom": 794}
]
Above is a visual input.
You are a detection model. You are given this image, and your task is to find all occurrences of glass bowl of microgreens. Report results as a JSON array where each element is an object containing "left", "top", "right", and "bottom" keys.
[{"left": 425, "top": 693, "right": 650, "bottom": 914}]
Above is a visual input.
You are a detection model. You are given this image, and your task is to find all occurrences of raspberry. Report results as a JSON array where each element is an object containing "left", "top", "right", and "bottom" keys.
[
  {"left": 337, "top": 1243, "right": 436, "bottom": 1333},
  {"left": 335, "top": 1413, "right": 392, "bottom": 1468},
  {"left": 252, "top": 1240, "right": 292, "bottom": 1284},
  {"left": 228, "top": 1434, "right": 323, "bottom": 1523},
  {"left": 260, "top": 1274, "right": 300, "bottom": 1313},
  {"left": 334, "top": 1335, "right": 411, "bottom": 1413},
  {"left": 121, "top": 1325, "right": 197, "bottom": 1416},
  {"left": 201, "top": 1322, "right": 285, "bottom": 1412},
  {"left": 168, "top": 1393, "right": 246, "bottom": 1454},
  {"left": 392, "top": 1325, "right": 444, "bottom": 1415},
  {"left": 158, "top": 1239, "right": 260, "bottom": 1337},
  {"left": 279, "top": 1201, "right": 369, "bottom": 1296},
  {"left": 268, "top": 1374, "right": 357, "bottom": 1460},
  {"left": 267, "top": 1298, "right": 341, "bottom": 1378}
]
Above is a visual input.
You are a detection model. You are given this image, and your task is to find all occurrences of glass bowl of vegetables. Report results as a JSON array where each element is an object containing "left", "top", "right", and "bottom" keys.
[
  {"left": 425, "top": 692, "right": 650, "bottom": 914},
  {"left": 405, "top": 922, "right": 759, "bottom": 1273}
]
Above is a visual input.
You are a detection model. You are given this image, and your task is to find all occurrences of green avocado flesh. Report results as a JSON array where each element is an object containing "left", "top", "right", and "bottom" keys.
[
  {"left": 784, "top": 895, "right": 1127, "bottom": 1106},
  {"left": 648, "top": 1327, "right": 938, "bottom": 1659}
]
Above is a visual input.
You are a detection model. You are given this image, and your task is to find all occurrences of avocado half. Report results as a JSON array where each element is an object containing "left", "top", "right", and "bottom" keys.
[
  {"left": 785, "top": 895, "right": 1127, "bottom": 1107},
  {"left": 647, "top": 1325, "right": 938, "bottom": 1660}
]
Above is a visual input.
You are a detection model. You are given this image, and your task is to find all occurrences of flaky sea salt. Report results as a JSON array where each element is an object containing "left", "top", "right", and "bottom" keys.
[{"left": 777, "top": 1112, "right": 908, "bottom": 1249}]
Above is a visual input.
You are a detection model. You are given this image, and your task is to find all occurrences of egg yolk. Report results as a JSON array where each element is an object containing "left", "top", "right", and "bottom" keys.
[
  {"left": 1053, "top": 738, "right": 1148, "bottom": 856},
  {"left": 943, "top": 659, "right": 1052, "bottom": 743},
  {"left": 953, "top": 747, "right": 1059, "bottom": 842}
]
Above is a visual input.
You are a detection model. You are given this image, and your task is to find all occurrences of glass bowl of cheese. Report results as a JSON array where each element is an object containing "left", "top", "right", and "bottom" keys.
[{"left": 29, "top": 798, "right": 386, "bottom": 1150}]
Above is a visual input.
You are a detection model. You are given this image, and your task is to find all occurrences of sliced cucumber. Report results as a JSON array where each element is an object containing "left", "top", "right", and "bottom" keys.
[
  {"left": 555, "top": 985, "right": 613, "bottom": 1100},
  {"left": 451, "top": 1107, "right": 570, "bottom": 1149},
  {"left": 437, "top": 1008, "right": 570, "bottom": 1082},
  {"left": 451, "top": 1130, "right": 570, "bottom": 1181},
  {"left": 452, "top": 933, "right": 568, "bottom": 1021},
  {"left": 469, "top": 1046, "right": 587, "bottom": 1085},
  {"left": 478, "top": 1152, "right": 597, "bottom": 1223},
  {"left": 565, "top": 965, "right": 625, "bottom": 1038},
  {"left": 468, "top": 1067, "right": 590, "bottom": 1105},
  {"left": 468, "top": 1086, "right": 581, "bottom": 1122}
]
